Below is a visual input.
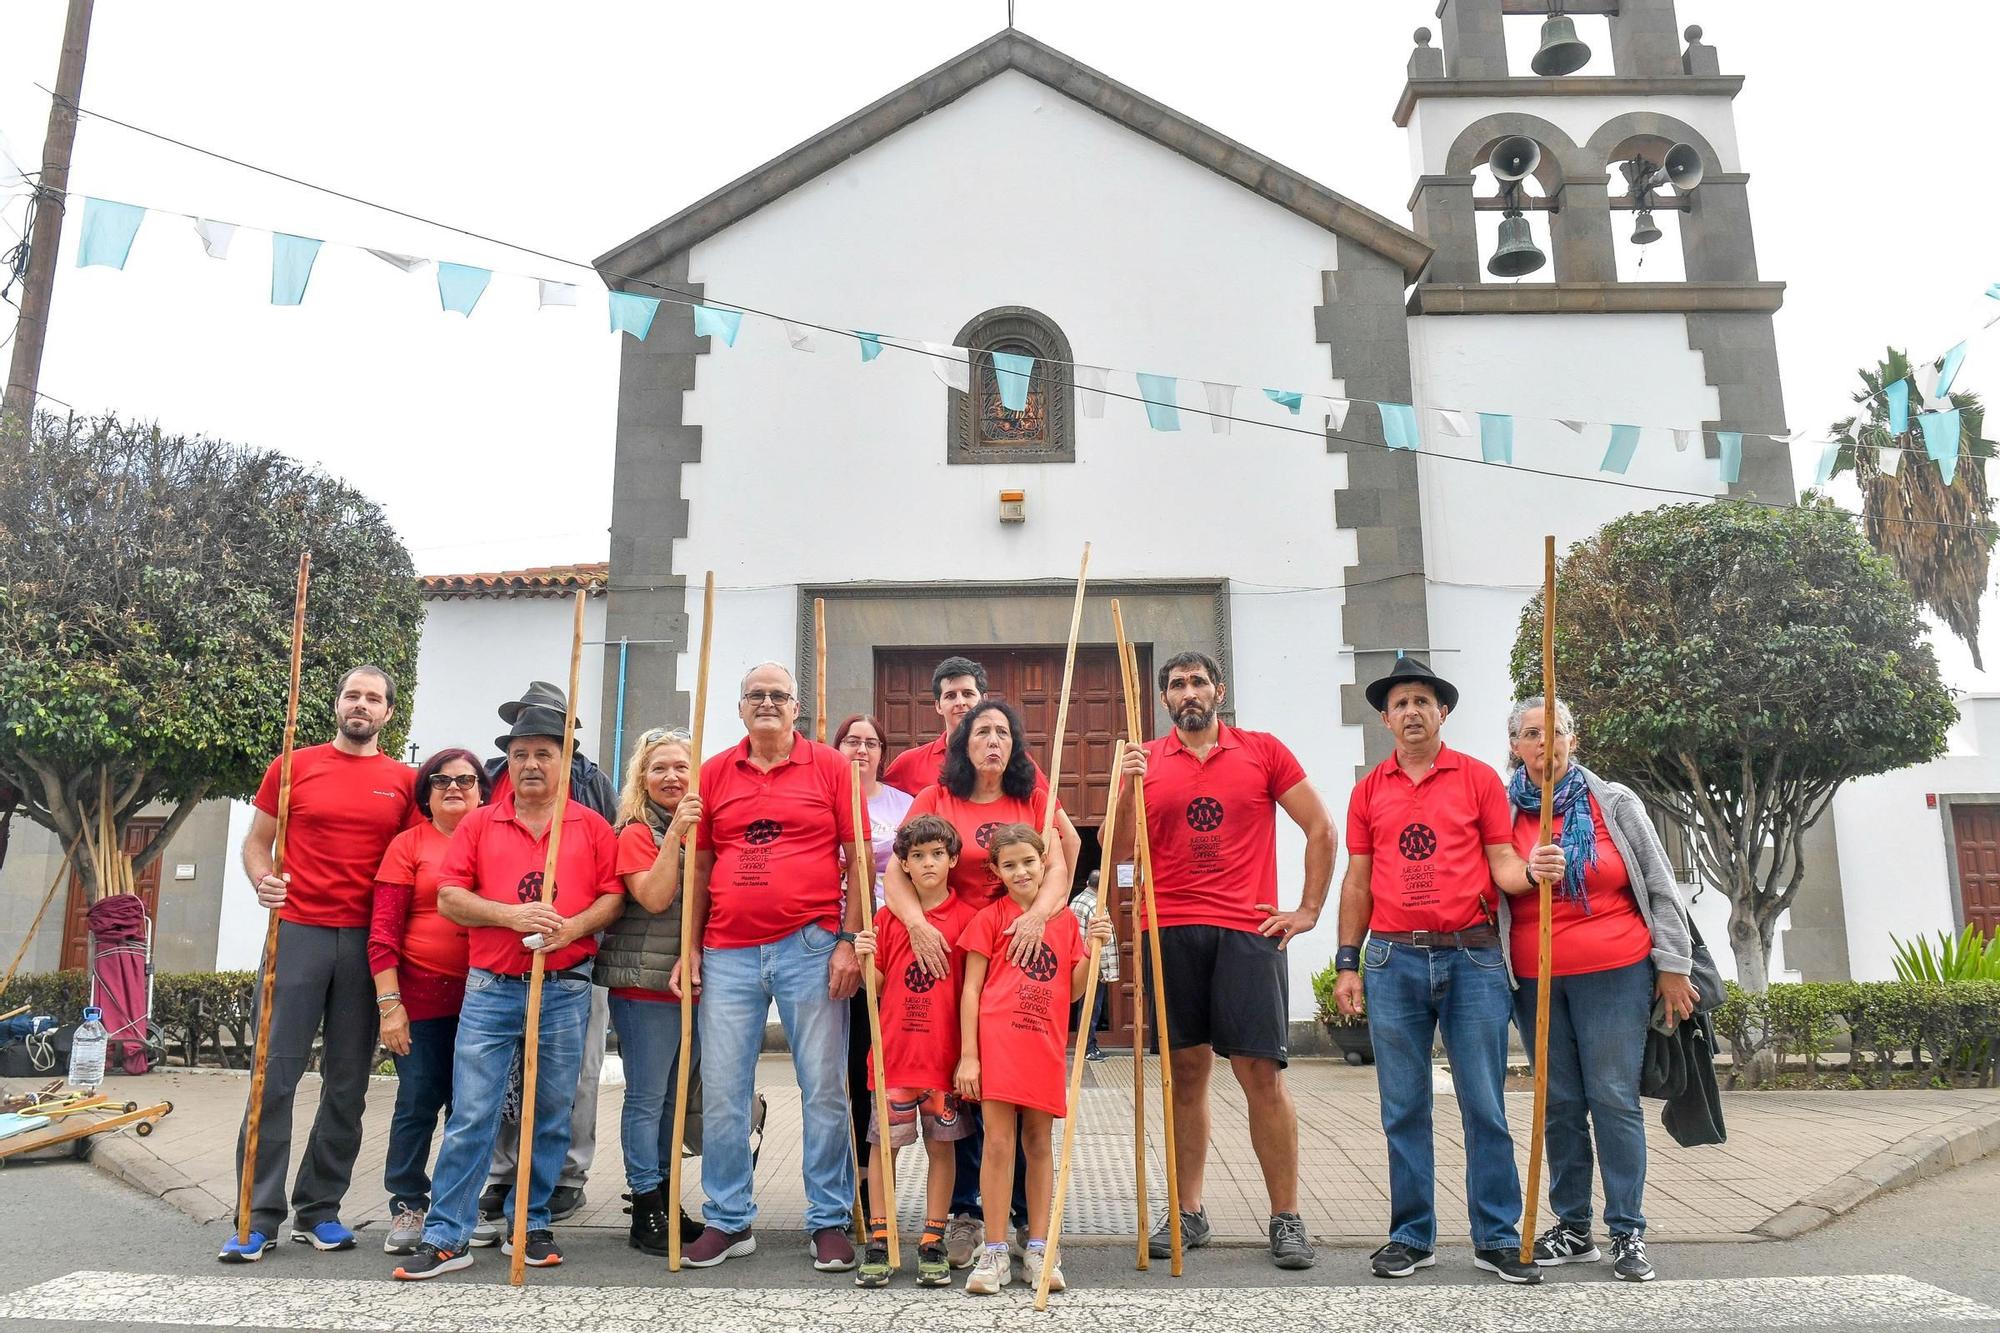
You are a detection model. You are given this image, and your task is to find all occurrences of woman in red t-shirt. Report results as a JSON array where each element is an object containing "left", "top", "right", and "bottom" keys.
[
  {"left": 1505, "top": 699, "right": 1700, "bottom": 1284},
  {"left": 370, "top": 747, "right": 487, "bottom": 1252}
]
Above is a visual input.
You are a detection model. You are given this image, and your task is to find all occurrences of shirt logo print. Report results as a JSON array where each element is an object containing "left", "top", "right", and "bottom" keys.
[
  {"left": 515, "top": 870, "right": 544, "bottom": 902},
  {"left": 745, "top": 819, "right": 783, "bottom": 846},
  {"left": 903, "top": 960, "right": 938, "bottom": 993},
  {"left": 1020, "top": 943, "right": 1060, "bottom": 982},
  {"left": 974, "top": 821, "right": 1000, "bottom": 849},
  {"left": 1398, "top": 823, "right": 1438, "bottom": 861},
  {"left": 1185, "top": 797, "right": 1225, "bottom": 832}
]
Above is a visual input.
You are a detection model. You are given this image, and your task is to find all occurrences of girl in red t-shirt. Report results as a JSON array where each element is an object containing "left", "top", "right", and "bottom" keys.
[{"left": 954, "top": 824, "right": 1111, "bottom": 1297}]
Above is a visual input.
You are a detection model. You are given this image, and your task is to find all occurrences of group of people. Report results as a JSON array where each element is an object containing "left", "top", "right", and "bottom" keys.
[{"left": 221, "top": 643, "right": 1703, "bottom": 1295}]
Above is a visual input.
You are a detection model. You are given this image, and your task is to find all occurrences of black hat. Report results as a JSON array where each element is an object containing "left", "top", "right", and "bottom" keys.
[
  {"left": 1364, "top": 655, "right": 1459, "bottom": 713},
  {"left": 499, "top": 681, "right": 572, "bottom": 724},
  {"left": 495, "top": 705, "right": 570, "bottom": 754}
]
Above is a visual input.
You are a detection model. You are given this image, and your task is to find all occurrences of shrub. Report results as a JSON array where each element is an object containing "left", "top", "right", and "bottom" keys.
[
  {"left": 1308, "top": 958, "right": 1365, "bottom": 1028},
  {"left": 1714, "top": 979, "right": 2000, "bottom": 1088},
  {"left": 4, "top": 968, "right": 259, "bottom": 1067}
]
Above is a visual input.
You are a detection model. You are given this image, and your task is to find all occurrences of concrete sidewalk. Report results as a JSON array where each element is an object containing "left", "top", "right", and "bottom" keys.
[{"left": 11, "top": 1057, "right": 2000, "bottom": 1246}]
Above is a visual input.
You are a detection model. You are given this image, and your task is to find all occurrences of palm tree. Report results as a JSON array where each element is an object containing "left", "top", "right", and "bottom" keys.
[{"left": 1827, "top": 349, "right": 1997, "bottom": 667}]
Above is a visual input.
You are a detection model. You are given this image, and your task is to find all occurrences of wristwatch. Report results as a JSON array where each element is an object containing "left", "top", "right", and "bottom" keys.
[
  {"left": 834, "top": 930, "right": 858, "bottom": 944},
  {"left": 1335, "top": 945, "right": 1362, "bottom": 973}
]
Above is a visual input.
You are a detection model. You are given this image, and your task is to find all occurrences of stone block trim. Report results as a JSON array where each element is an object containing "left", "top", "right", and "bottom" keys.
[{"left": 1685, "top": 310, "right": 1794, "bottom": 502}]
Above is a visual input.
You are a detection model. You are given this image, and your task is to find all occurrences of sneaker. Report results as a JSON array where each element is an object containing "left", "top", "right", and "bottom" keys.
[
  {"left": 547, "top": 1185, "right": 585, "bottom": 1222},
  {"left": 217, "top": 1231, "right": 274, "bottom": 1264},
  {"left": 855, "top": 1241, "right": 891, "bottom": 1288},
  {"left": 1473, "top": 1247, "right": 1545, "bottom": 1285},
  {"left": 944, "top": 1214, "right": 984, "bottom": 1268},
  {"left": 810, "top": 1225, "right": 856, "bottom": 1272},
  {"left": 1610, "top": 1233, "right": 1655, "bottom": 1282},
  {"left": 683, "top": 1225, "right": 756, "bottom": 1269},
  {"left": 393, "top": 1241, "right": 472, "bottom": 1281},
  {"left": 1148, "top": 1207, "right": 1213, "bottom": 1259},
  {"left": 1085, "top": 1047, "right": 1106, "bottom": 1062},
  {"left": 916, "top": 1239, "right": 951, "bottom": 1287},
  {"left": 469, "top": 1213, "right": 503, "bottom": 1248},
  {"left": 1268, "top": 1211, "right": 1316, "bottom": 1270},
  {"left": 964, "top": 1247, "right": 1012, "bottom": 1294},
  {"left": 1369, "top": 1240, "right": 1435, "bottom": 1278},
  {"left": 1023, "top": 1245, "right": 1065, "bottom": 1293},
  {"left": 501, "top": 1228, "right": 563, "bottom": 1268},
  {"left": 289, "top": 1221, "right": 356, "bottom": 1252},
  {"left": 1532, "top": 1222, "right": 1600, "bottom": 1266},
  {"left": 680, "top": 1209, "right": 705, "bottom": 1245},
  {"left": 383, "top": 1207, "right": 425, "bottom": 1255}
]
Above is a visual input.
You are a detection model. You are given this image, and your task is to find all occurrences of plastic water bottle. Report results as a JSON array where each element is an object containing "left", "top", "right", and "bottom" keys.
[{"left": 68, "top": 1006, "right": 108, "bottom": 1091}]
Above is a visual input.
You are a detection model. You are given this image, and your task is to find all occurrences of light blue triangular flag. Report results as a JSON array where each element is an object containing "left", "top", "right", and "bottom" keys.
[
  {"left": 1135, "top": 373, "right": 1181, "bottom": 431},
  {"left": 1716, "top": 431, "right": 1743, "bottom": 484},
  {"left": 1601, "top": 424, "right": 1642, "bottom": 474},
  {"left": 76, "top": 198, "right": 145, "bottom": 270},
  {"left": 1886, "top": 378, "right": 1910, "bottom": 435},
  {"left": 1263, "top": 388, "right": 1303, "bottom": 415},
  {"left": 692, "top": 304, "right": 742, "bottom": 347},
  {"left": 270, "top": 233, "right": 322, "bottom": 306},
  {"left": 1376, "top": 402, "right": 1420, "bottom": 450},
  {"left": 436, "top": 262, "right": 491, "bottom": 317},
  {"left": 608, "top": 291, "right": 662, "bottom": 340},
  {"left": 1813, "top": 439, "right": 1842, "bottom": 487},
  {"left": 1936, "top": 342, "right": 1969, "bottom": 400},
  {"left": 993, "top": 352, "right": 1034, "bottom": 411},
  {"left": 1919, "top": 408, "right": 1963, "bottom": 484},
  {"left": 1478, "top": 412, "right": 1514, "bottom": 464},
  {"left": 855, "top": 331, "right": 882, "bottom": 363},
  {"left": 1988, "top": 283, "right": 2000, "bottom": 299}
]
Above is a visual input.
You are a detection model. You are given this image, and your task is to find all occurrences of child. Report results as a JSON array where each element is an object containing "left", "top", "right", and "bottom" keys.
[
  {"left": 852, "top": 814, "right": 979, "bottom": 1289},
  {"left": 954, "top": 823, "right": 1113, "bottom": 1296}
]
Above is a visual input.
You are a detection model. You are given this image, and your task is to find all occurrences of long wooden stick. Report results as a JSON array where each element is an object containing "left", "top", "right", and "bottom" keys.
[
  {"left": 1110, "top": 605, "right": 1149, "bottom": 1271},
  {"left": 814, "top": 596, "right": 827, "bottom": 745},
  {"left": 851, "top": 760, "right": 900, "bottom": 1267},
  {"left": 0, "top": 833, "right": 83, "bottom": 999},
  {"left": 238, "top": 550, "right": 311, "bottom": 1248},
  {"left": 817, "top": 595, "right": 867, "bottom": 1243},
  {"left": 508, "top": 589, "right": 587, "bottom": 1286},
  {"left": 1040, "top": 543, "right": 1091, "bottom": 845},
  {"left": 1038, "top": 739, "right": 1123, "bottom": 1311},
  {"left": 667, "top": 572, "right": 716, "bottom": 1272},
  {"left": 1520, "top": 535, "right": 1558, "bottom": 1265}
]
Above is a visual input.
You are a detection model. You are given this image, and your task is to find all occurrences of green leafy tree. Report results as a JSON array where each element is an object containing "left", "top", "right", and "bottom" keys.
[
  {"left": 1510, "top": 499, "right": 1955, "bottom": 992},
  {"left": 1824, "top": 348, "right": 1996, "bottom": 666},
  {"left": 0, "top": 413, "right": 422, "bottom": 899}
]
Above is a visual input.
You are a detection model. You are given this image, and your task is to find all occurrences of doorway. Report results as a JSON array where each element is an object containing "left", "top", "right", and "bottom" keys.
[{"left": 60, "top": 819, "right": 164, "bottom": 970}]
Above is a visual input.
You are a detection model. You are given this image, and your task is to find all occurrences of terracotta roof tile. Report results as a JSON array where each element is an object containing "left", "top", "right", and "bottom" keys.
[{"left": 418, "top": 562, "right": 608, "bottom": 600}]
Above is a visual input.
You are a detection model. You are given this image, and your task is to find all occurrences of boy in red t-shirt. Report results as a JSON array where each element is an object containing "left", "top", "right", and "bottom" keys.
[
  {"left": 954, "top": 824, "right": 1112, "bottom": 1297},
  {"left": 851, "top": 815, "right": 977, "bottom": 1290}
]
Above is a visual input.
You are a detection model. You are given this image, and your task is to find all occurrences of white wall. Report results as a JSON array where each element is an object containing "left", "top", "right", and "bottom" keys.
[
  {"left": 406, "top": 595, "right": 610, "bottom": 765},
  {"left": 1407, "top": 93, "right": 1745, "bottom": 179}
]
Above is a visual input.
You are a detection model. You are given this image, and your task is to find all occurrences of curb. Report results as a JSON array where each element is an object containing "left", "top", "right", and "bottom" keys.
[
  {"left": 86, "top": 1131, "right": 235, "bottom": 1225},
  {"left": 1752, "top": 1099, "right": 2000, "bottom": 1240}
]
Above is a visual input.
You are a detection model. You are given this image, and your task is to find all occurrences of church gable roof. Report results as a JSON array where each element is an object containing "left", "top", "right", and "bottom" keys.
[{"left": 594, "top": 29, "right": 1432, "bottom": 282}]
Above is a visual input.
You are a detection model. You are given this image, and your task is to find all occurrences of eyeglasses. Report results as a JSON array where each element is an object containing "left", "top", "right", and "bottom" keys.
[
  {"left": 427, "top": 773, "right": 480, "bottom": 790},
  {"left": 840, "top": 737, "right": 883, "bottom": 750},
  {"left": 742, "top": 690, "right": 795, "bottom": 705}
]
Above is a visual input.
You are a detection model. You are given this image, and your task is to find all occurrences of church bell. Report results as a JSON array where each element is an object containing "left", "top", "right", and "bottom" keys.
[
  {"left": 1630, "top": 209, "right": 1663, "bottom": 246},
  {"left": 1487, "top": 214, "right": 1547, "bottom": 278},
  {"left": 1530, "top": 12, "right": 1592, "bottom": 76}
]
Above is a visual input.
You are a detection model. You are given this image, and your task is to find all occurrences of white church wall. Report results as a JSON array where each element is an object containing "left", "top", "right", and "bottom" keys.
[
  {"left": 406, "top": 596, "right": 609, "bottom": 766},
  {"left": 1406, "top": 94, "right": 1745, "bottom": 180}
]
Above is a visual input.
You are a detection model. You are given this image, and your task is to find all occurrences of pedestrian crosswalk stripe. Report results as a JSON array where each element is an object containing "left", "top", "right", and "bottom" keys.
[{"left": 0, "top": 1270, "right": 1993, "bottom": 1331}]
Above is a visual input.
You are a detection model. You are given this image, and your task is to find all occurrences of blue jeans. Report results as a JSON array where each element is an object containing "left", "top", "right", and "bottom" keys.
[
  {"left": 1364, "top": 939, "right": 1521, "bottom": 1252},
  {"left": 608, "top": 993, "right": 693, "bottom": 1195},
  {"left": 421, "top": 967, "right": 592, "bottom": 1249},
  {"left": 384, "top": 1014, "right": 458, "bottom": 1213},
  {"left": 697, "top": 924, "right": 852, "bottom": 1232},
  {"left": 1512, "top": 959, "right": 1653, "bottom": 1238}
]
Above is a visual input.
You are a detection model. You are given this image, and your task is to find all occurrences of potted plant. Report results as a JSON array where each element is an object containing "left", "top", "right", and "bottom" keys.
[{"left": 1310, "top": 957, "right": 1373, "bottom": 1065}]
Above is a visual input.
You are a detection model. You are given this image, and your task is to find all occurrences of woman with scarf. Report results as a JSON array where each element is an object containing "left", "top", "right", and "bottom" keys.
[
  {"left": 600, "top": 727, "right": 706, "bottom": 1256},
  {"left": 1504, "top": 698, "right": 1699, "bottom": 1285}
]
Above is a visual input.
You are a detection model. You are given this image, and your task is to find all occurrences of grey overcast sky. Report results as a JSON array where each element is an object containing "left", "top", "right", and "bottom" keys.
[{"left": 3, "top": 2, "right": 1996, "bottom": 584}]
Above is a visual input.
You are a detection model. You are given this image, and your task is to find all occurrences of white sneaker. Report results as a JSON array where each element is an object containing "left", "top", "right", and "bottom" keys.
[
  {"left": 383, "top": 1207, "right": 425, "bottom": 1255},
  {"left": 964, "top": 1248, "right": 1012, "bottom": 1294},
  {"left": 1023, "top": 1246, "right": 1065, "bottom": 1293}
]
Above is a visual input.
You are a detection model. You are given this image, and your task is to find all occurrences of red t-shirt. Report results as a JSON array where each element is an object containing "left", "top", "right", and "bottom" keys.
[
  {"left": 436, "top": 795, "right": 622, "bottom": 974},
  {"left": 960, "top": 897, "right": 1086, "bottom": 1117},
  {"left": 867, "top": 896, "right": 978, "bottom": 1090},
  {"left": 696, "top": 736, "right": 865, "bottom": 949},
  {"left": 373, "top": 822, "right": 470, "bottom": 979},
  {"left": 905, "top": 785, "right": 1059, "bottom": 909},
  {"left": 255, "top": 744, "right": 416, "bottom": 928},
  {"left": 611, "top": 820, "right": 690, "bottom": 1004},
  {"left": 1508, "top": 795, "right": 1652, "bottom": 976},
  {"left": 882, "top": 733, "right": 1052, "bottom": 799},
  {"left": 1139, "top": 725, "right": 1308, "bottom": 931},
  {"left": 1347, "top": 745, "right": 1512, "bottom": 934}
]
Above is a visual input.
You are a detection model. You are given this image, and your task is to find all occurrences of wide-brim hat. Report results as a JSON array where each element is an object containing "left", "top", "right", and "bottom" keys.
[
  {"left": 1364, "top": 655, "right": 1459, "bottom": 713},
  {"left": 495, "top": 704, "right": 571, "bottom": 754},
  {"left": 499, "top": 681, "right": 573, "bottom": 724}
]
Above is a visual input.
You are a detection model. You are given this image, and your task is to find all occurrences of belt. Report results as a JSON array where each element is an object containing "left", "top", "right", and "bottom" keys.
[
  {"left": 1371, "top": 927, "right": 1500, "bottom": 950},
  {"left": 489, "top": 966, "right": 592, "bottom": 984}
]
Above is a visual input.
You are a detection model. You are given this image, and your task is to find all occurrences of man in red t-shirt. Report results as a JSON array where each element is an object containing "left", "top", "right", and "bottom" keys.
[
  {"left": 880, "top": 656, "right": 990, "bottom": 797},
  {"left": 391, "top": 708, "right": 625, "bottom": 1280},
  {"left": 224, "top": 665, "right": 416, "bottom": 1264},
  {"left": 1331, "top": 656, "right": 1563, "bottom": 1287},
  {"left": 1111, "top": 651, "right": 1335, "bottom": 1272}
]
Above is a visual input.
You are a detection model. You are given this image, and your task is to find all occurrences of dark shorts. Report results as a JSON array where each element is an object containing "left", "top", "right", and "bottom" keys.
[{"left": 1142, "top": 923, "right": 1289, "bottom": 1067}]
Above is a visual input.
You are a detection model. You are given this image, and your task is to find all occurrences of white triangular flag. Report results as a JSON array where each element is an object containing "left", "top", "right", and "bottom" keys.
[
  {"left": 1435, "top": 409, "right": 1472, "bottom": 438},
  {"left": 1672, "top": 429, "right": 1694, "bottom": 453},
  {"left": 923, "top": 341, "right": 970, "bottom": 393},
  {"left": 1558, "top": 419, "right": 1586, "bottom": 434},
  {"left": 1076, "top": 366, "right": 1108, "bottom": 419},
  {"left": 1918, "top": 361, "right": 1943, "bottom": 406},
  {"left": 1878, "top": 442, "right": 1902, "bottom": 476},
  {"left": 783, "top": 321, "right": 816, "bottom": 353},
  {"left": 1326, "top": 398, "right": 1352, "bottom": 432},
  {"left": 192, "top": 218, "right": 236, "bottom": 260},
  {"left": 537, "top": 280, "right": 577, "bottom": 308},
  {"left": 367, "top": 249, "right": 428, "bottom": 273},
  {"left": 1203, "top": 382, "right": 1236, "bottom": 435}
]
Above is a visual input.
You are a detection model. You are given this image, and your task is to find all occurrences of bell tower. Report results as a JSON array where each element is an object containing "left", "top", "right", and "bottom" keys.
[{"left": 1397, "top": 0, "right": 1790, "bottom": 498}]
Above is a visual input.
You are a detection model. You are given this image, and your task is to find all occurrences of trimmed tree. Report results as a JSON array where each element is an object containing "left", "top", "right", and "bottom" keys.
[
  {"left": 0, "top": 413, "right": 422, "bottom": 900},
  {"left": 1509, "top": 498, "right": 1956, "bottom": 991}
]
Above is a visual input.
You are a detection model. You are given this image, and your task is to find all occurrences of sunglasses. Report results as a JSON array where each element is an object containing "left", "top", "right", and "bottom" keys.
[{"left": 427, "top": 773, "right": 480, "bottom": 790}]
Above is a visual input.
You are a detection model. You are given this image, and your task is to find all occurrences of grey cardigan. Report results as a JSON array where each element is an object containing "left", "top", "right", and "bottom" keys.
[{"left": 1494, "top": 768, "right": 1695, "bottom": 987}]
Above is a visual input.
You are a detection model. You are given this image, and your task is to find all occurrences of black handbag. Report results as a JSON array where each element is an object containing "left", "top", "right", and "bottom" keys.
[{"left": 1685, "top": 916, "right": 1727, "bottom": 1016}]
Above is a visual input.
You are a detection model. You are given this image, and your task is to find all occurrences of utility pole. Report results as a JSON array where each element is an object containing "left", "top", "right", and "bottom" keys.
[{"left": 4, "top": 0, "right": 96, "bottom": 424}]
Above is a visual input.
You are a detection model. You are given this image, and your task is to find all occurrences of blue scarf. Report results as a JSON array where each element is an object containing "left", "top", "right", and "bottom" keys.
[{"left": 1507, "top": 762, "right": 1598, "bottom": 912}]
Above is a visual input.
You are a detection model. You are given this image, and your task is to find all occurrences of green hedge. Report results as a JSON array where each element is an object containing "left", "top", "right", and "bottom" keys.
[
  {"left": 1715, "top": 979, "right": 2000, "bottom": 1088},
  {"left": 3, "top": 969, "right": 259, "bottom": 1068}
]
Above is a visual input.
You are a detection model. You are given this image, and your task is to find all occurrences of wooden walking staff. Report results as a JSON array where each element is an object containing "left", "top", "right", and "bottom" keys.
[
  {"left": 850, "top": 759, "right": 901, "bottom": 1268},
  {"left": 1037, "top": 738, "right": 1125, "bottom": 1311},
  {"left": 667, "top": 572, "right": 716, "bottom": 1272},
  {"left": 507, "top": 589, "right": 589, "bottom": 1286},
  {"left": 1519, "top": 535, "right": 1559, "bottom": 1265},
  {"left": 237, "top": 550, "right": 312, "bottom": 1248},
  {"left": 816, "top": 595, "right": 869, "bottom": 1243},
  {"left": 1039, "top": 543, "right": 1091, "bottom": 845}
]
